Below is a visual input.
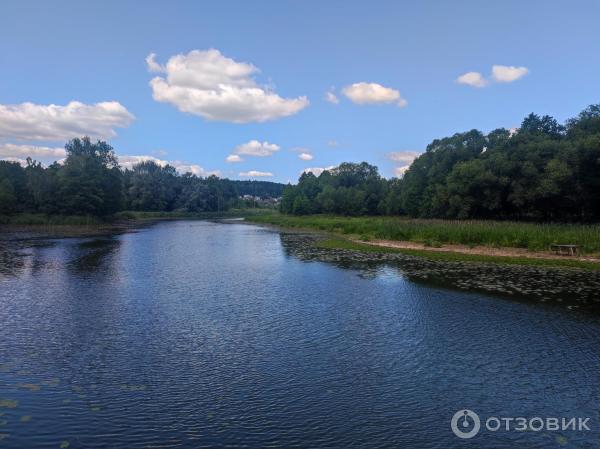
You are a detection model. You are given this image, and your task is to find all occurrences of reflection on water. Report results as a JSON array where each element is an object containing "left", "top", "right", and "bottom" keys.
[
  {"left": 278, "top": 232, "right": 600, "bottom": 313},
  {"left": 68, "top": 238, "right": 121, "bottom": 273},
  {"left": 0, "top": 221, "right": 599, "bottom": 449},
  {"left": 0, "top": 234, "right": 121, "bottom": 278}
]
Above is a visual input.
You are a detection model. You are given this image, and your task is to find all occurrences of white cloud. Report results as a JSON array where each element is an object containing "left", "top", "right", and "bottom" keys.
[
  {"left": 118, "top": 155, "right": 166, "bottom": 169},
  {"left": 0, "top": 101, "right": 135, "bottom": 141},
  {"left": 234, "top": 140, "right": 279, "bottom": 157},
  {"left": 0, "top": 143, "right": 66, "bottom": 161},
  {"left": 327, "top": 140, "right": 339, "bottom": 147},
  {"left": 394, "top": 166, "right": 410, "bottom": 177},
  {"left": 491, "top": 65, "right": 529, "bottom": 83},
  {"left": 225, "top": 154, "right": 243, "bottom": 163},
  {"left": 145, "top": 53, "right": 165, "bottom": 73},
  {"left": 387, "top": 151, "right": 420, "bottom": 178},
  {"left": 239, "top": 170, "right": 273, "bottom": 177},
  {"left": 456, "top": 71, "right": 488, "bottom": 88},
  {"left": 342, "top": 82, "right": 407, "bottom": 107},
  {"left": 302, "top": 165, "right": 336, "bottom": 176},
  {"left": 0, "top": 157, "right": 29, "bottom": 166},
  {"left": 298, "top": 152, "right": 313, "bottom": 161},
  {"left": 172, "top": 161, "right": 220, "bottom": 177},
  {"left": 325, "top": 90, "right": 339, "bottom": 104},
  {"left": 457, "top": 65, "right": 529, "bottom": 88},
  {"left": 148, "top": 49, "right": 309, "bottom": 123},
  {"left": 387, "top": 151, "right": 420, "bottom": 166},
  {"left": 119, "top": 154, "right": 220, "bottom": 177}
]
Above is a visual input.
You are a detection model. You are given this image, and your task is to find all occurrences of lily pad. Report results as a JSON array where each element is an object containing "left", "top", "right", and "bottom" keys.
[
  {"left": 556, "top": 435, "right": 568, "bottom": 445},
  {"left": 59, "top": 440, "right": 70, "bottom": 448},
  {"left": 0, "top": 399, "right": 18, "bottom": 409},
  {"left": 120, "top": 384, "right": 147, "bottom": 392},
  {"left": 42, "top": 378, "right": 60, "bottom": 387},
  {"left": 18, "top": 383, "right": 41, "bottom": 392}
]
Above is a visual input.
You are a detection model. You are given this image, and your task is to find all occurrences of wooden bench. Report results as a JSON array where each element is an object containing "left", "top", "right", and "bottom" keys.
[{"left": 550, "top": 244, "right": 580, "bottom": 256}]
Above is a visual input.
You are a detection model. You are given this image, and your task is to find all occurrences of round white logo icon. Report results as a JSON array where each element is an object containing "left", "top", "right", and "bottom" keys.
[{"left": 451, "top": 409, "right": 481, "bottom": 439}]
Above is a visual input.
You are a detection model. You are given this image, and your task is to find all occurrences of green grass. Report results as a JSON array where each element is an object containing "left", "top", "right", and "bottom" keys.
[
  {"left": 249, "top": 213, "right": 600, "bottom": 254},
  {"left": 0, "top": 213, "right": 104, "bottom": 226},
  {"left": 0, "top": 208, "right": 272, "bottom": 226},
  {"left": 316, "top": 238, "right": 600, "bottom": 270}
]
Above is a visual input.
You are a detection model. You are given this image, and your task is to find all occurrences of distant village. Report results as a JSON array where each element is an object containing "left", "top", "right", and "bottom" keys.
[{"left": 239, "top": 194, "right": 281, "bottom": 208}]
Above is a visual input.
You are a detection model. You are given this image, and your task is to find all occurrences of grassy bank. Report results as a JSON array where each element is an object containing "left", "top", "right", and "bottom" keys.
[
  {"left": 248, "top": 214, "right": 600, "bottom": 254},
  {"left": 316, "top": 238, "right": 600, "bottom": 270},
  {"left": 113, "top": 208, "right": 272, "bottom": 221},
  {"left": 0, "top": 213, "right": 106, "bottom": 226},
  {"left": 0, "top": 209, "right": 273, "bottom": 226}
]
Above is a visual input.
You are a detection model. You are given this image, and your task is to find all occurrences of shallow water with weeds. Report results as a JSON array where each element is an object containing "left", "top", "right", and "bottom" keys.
[
  {"left": 0, "top": 220, "right": 599, "bottom": 448},
  {"left": 280, "top": 233, "right": 600, "bottom": 313}
]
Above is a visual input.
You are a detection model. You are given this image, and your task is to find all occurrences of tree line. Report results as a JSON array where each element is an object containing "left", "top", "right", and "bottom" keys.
[
  {"left": 281, "top": 104, "right": 600, "bottom": 221},
  {"left": 0, "top": 137, "right": 283, "bottom": 216}
]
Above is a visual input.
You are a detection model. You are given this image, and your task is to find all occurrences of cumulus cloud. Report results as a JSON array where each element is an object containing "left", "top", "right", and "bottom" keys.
[
  {"left": 456, "top": 71, "right": 488, "bottom": 88},
  {"left": 119, "top": 154, "right": 220, "bottom": 177},
  {"left": 0, "top": 101, "right": 134, "bottom": 141},
  {"left": 239, "top": 170, "right": 273, "bottom": 177},
  {"left": 298, "top": 152, "right": 313, "bottom": 161},
  {"left": 1, "top": 157, "right": 29, "bottom": 166},
  {"left": 387, "top": 151, "right": 421, "bottom": 178},
  {"left": 234, "top": 140, "right": 279, "bottom": 157},
  {"left": 148, "top": 49, "right": 309, "bottom": 123},
  {"left": 225, "top": 154, "right": 243, "bottom": 163},
  {"left": 387, "top": 151, "right": 420, "bottom": 166},
  {"left": 491, "top": 65, "right": 529, "bottom": 83},
  {"left": 457, "top": 65, "right": 529, "bottom": 88},
  {"left": 0, "top": 143, "right": 66, "bottom": 161},
  {"left": 394, "top": 166, "right": 410, "bottom": 177},
  {"left": 302, "top": 165, "right": 336, "bottom": 176},
  {"left": 342, "top": 82, "right": 407, "bottom": 107},
  {"left": 324, "top": 90, "right": 339, "bottom": 104}
]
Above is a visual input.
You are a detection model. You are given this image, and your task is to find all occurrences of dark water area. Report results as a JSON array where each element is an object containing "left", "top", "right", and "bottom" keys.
[{"left": 0, "top": 220, "right": 599, "bottom": 448}]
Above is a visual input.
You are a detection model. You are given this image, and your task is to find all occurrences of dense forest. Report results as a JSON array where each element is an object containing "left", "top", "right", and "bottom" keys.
[
  {"left": 281, "top": 104, "right": 600, "bottom": 221},
  {"left": 0, "top": 137, "right": 283, "bottom": 216}
]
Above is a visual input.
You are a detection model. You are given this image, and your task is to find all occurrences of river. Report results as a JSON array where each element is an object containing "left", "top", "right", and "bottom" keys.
[{"left": 0, "top": 220, "right": 599, "bottom": 448}]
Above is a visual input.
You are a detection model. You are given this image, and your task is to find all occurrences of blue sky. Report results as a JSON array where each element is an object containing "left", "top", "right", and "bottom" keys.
[{"left": 1, "top": 0, "right": 599, "bottom": 182}]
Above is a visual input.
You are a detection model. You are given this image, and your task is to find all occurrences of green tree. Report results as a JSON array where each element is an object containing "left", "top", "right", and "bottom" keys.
[{"left": 58, "top": 137, "right": 123, "bottom": 215}]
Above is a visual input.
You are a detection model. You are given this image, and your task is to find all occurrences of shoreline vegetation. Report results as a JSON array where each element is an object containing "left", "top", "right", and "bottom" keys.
[
  {"left": 0, "top": 209, "right": 270, "bottom": 238},
  {"left": 246, "top": 214, "right": 600, "bottom": 270},
  {"left": 3, "top": 210, "right": 600, "bottom": 270},
  {"left": 0, "top": 208, "right": 270, "bottom": 226}
]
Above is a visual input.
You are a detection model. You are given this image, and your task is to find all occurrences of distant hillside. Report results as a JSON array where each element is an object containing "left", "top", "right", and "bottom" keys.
[{"left": 232, "top": 180, "right": 286, "bottom": 198}]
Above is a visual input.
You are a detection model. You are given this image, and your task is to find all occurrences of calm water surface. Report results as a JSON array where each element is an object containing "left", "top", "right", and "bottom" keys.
[{"left": 0, "top": 220, "right": 599, "bottom": 448}]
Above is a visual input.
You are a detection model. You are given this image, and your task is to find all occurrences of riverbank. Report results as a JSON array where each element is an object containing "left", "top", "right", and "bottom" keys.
[
  {"left": 247, "top": 214, "right": 600, "bottom": 270},
  {"left": 0, "top": 209, "right": 273, "bottom": 238},
  {"left": 0, "top": 209, "right": 273, "bottom": 225}
]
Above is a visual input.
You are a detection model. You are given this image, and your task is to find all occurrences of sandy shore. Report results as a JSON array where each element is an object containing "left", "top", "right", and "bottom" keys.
[{"left": 356, "top": 238, "right": 600, "bottom": 263}]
